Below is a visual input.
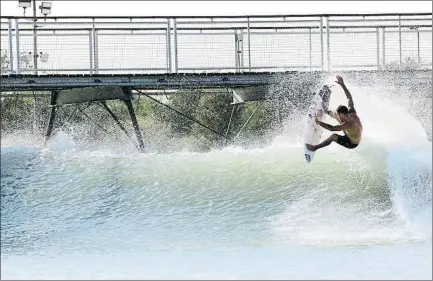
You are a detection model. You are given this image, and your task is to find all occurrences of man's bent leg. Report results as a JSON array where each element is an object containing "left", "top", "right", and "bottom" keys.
[{"left": 306, "top": 134, "right": 339, "bottom": 152}]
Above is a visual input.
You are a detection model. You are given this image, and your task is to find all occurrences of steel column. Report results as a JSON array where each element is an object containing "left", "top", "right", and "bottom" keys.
[
  {"left": 167, "top": 18, "right": 172, "bottom": 73},
  {"left": 173, "top": 18, "right": 178, "bottom": 73},
  {"left": 382, "top": 27, "right": 386, "bottom": 66},
  {"left": 247, "top": 17, "right": 251, "bottom": 71},
  {"left": 320, "top": 16, "right": 324, "bottom": 70},
  {"left": 417, "top": 28, "right": 421, "bottom": 63},
  {"left": 100, "top": 101, "right": 133, "bottom": 140},
  {"left": 309, "top": 27, "right": 312, "bottom": 70},
  {"left": 122, "top": 87, "right": 145, "bottom": 153},
  {"left": 398, "top": 15, "right": 402, "bottom": 65},
  {"left": 93, "top": 19, "right": 99, "bottom": 74},
  {"left": 235, "top": 30, "right": 240, "bottom": 72},
  {"left": 376, "top": 27, "right": 380, "bottom": 69},
  {"left": 89, "top": 29, "right": 93, "bottom": 74},
  {"left": 326, "top": 16, "right": 330, "bottom": 71},
  {"left": 240, "top": 30, "right": 244, "bottom": 70},
  {"left": 8, "top": 19, "right": 14, "bottom": 73},
  {"left": 45, "top": 90, "right": 59, "bottom": 144},
  {"left": 15, "top": 19, "right": 20, "bottom": 74},
  {"left": 32, "top": 0, "right": 38, "bottom": 75}
]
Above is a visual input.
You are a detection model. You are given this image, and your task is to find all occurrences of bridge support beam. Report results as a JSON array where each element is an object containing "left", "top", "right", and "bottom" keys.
[
  {"left": 33, "top": 94, "right": 39, "bottom": 134},
  {"left": 100, "top": 101, "right": 132, "bottom": 139},
  {"left": 122, "top": 87, "right": 145, "bottom": 153},
  {"left": 44, "top": 90, "right": 59, "bottom": 144}
]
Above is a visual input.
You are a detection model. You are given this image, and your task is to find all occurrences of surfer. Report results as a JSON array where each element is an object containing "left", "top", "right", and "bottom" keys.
[{"left": 306, "top": 76, "right": 363, "bottom": 152}]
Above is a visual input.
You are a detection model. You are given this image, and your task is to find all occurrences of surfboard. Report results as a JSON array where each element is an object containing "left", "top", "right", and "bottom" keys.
[{"left": 303, "top": 84, "right": 332, "bottom": 163}]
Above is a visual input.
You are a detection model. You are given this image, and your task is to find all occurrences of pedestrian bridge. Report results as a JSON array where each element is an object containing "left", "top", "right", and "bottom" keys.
[
  {"left": 1, "top": 13, "right": 431, "bottom": 152},
  {"left": 1, "top": 13, "right": 432, "bottom": 91}
]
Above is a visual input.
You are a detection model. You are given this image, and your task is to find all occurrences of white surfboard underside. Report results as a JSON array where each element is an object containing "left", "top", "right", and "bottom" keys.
[{"left": 303, "top": 84, "right": 332, "bottom": 163}]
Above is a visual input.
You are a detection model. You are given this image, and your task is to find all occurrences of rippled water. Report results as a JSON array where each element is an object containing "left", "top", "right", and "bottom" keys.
[{"left": 1, "top": 79, "right": 432, "bottom": 279}]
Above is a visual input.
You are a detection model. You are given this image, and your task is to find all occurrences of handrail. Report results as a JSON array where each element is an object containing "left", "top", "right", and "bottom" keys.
[
  {"left": 0, "top": 12, "right": 431, "bottom": 20},
  {"left": 2, "top": 24, "right": 430, "bottom": 33}
]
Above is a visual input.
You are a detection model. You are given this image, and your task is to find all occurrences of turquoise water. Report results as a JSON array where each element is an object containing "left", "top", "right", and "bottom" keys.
[{"left": 1, "top": 80, "right": 432, "bottom": 279}]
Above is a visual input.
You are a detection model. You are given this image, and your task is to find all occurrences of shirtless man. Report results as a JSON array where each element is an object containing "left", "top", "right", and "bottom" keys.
[{"left": 306, "top": 76, "right": 363, "bottom": 152}]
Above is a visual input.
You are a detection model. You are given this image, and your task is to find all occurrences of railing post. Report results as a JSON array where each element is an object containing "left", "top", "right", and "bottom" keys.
[
  {"left": 173, "top": 18, "right": 178, "bottom": 73},
  {"left": 376, "top": 27, "right": 380, "bottom": 70},
  {"left": 93, "top": 19, "right": 99, "bottom": 74},
  {"left": 326, "top": 16, "right": 330, "bottom": 71},
  {"left": 167, "top": 18, "right": 172, "bottom": 73},
  {"left": 320, "top": 16, "right": 324, "bottom": 70},
  {"left": 417, "top": 28, "right": 421, "bottom": 64},
  {"left": 398, "top": 15, "right": 402, "bottom": 65},
  {"left": 89, "top": 29, "right": 93, "bottom": 75},
  {"left": 33, "top": 8, "right": 38, "bottom": 75},
  {"left": 247, "top": 17, "right": 251, "bottom": 71},
  {"left": 240, "top": 29, "right": 244, "bottom": 70},
  {"left": 8, "top": 19, "right": 14, "bottom": 73},
  {"left": 15, "top": 19, "right": 20, "bottom": 74},
  {"left": 382, "top": 27, "right": 386, "bottom": 67},
  {"left": 234, "top": 30, "right": 239, "bottom": 72},
  {"left": 309, "top": 27, "right": 312, "bottom": 70}
]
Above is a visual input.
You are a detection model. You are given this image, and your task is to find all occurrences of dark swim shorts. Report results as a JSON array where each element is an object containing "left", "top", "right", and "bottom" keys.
[{"left": 336, "top": 133, "right": 359, "bottom": 149}]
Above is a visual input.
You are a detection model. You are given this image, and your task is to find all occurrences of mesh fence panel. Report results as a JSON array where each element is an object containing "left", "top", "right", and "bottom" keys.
[
  {"left": 1, "top": 35, "right": 10, "bottom": 74},
  {"left": 37, "top": 33, "right": 91, "bottom": 72},
  {"left": 329, "top": 31, "right": 378, "bottom": 67},
  {"left": 384, "top": 29, "right": 425, "bottom": 66},
  {"left": 1, "top": 19, "right": 11, "bottom": 73},
  {"left": 97, "top": 32, "right": 168, "bottom": 73},
  {"left": 419, "top": 30, "right": 432, "bottom": 65},
  {"left": 249, "top": 31, "right": 322, "bottom": 70},
  {"left": 17, "top": 30, "right": 34, "bottom": 73},
  {"left": 177, "top": 32, "right": 236, "bottom": 71},
  {"left": 0, "top": 14, "right": 431, "bottom": 75}
]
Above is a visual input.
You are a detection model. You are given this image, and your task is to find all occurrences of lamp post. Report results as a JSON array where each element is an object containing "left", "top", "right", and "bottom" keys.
[
  {"left": 18, "top": 0, "right": 52, "bottom": 133},
  {"left": 18, "top": 1, "right": 51, "bottom": 74}
]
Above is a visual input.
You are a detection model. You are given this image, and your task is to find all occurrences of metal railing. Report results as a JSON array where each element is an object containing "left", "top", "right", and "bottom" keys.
[{"left": 1, "top": 13, "right": 431, "bottom": 75}]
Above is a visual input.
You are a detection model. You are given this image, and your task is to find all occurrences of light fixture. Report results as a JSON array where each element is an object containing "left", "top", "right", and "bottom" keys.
[
  {"left": 18, "top": 0, "right": 31, "bottom": 16},
  {"left": 18, "top": 0, "right": 31, "bottom": 8},
  {"left": 39, "top": 2, "right": 52, "bottom": 16}
]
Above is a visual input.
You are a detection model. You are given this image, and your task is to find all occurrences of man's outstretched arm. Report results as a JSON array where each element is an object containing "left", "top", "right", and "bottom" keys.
[
  {"left": 316, "top": 120, "right": 350, "bottom": 132},
  {"left": 336, "top": 75, "right": 355, "bottom": 112}
]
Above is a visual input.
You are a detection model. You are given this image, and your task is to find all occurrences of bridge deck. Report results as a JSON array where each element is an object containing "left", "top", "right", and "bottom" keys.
[
  {"left": 1, "top": 70, "right": 431, "bottom": 93},
  {"left": 0, "top": 72, "right": 275, "bottom": 91}
]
